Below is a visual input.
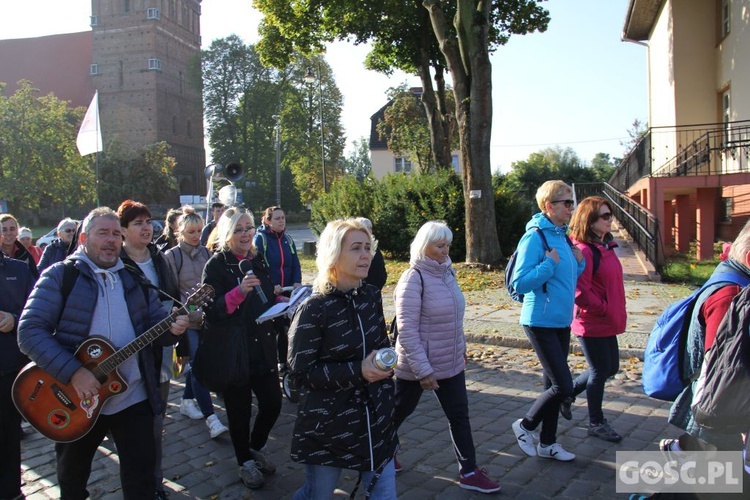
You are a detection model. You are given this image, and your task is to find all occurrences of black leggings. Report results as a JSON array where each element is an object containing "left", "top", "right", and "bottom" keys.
[{"left": 522, "top": 326, "right": 573, "bottom": 445}]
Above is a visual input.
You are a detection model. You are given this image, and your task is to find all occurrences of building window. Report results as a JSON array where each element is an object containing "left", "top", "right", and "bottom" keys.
[
  {"left": 90, "top": 15, "right": 98, "bottom": 27},
  {"left": 148, "top": 58, "right": 162, "bottom": 71},
  {"left": 147, "top": 8, "right": 161, "bottom": 20},
  {"left": 721, "top": 197, "right": 732, "bottom": 222},
  {"left": 721, "top": 0, "right": 731, "bottom": 38},
  {"left": 124, "top": 0, "right": 131, "bottom": 13},
  {"left": 90, "top": 64, "right": 99, "bottom": 75},
  {"left": 394, "top": 157, "right": 412, "bottom": 173}
]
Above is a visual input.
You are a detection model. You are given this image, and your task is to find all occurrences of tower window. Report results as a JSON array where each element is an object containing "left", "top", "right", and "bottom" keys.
[
  {"left": 148, "top": 58, "right": 162, "bottom": 71},
  {"left": 90, "top": 64, "right": 99, "bottom": 75},
  {"left": 147, "top": 8, "right": 161, "bottom": 20}
]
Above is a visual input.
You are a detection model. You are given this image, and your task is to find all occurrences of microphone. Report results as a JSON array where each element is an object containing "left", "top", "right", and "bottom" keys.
[{"left": 238, "top": 260, "right": 268, "bottom": 304}]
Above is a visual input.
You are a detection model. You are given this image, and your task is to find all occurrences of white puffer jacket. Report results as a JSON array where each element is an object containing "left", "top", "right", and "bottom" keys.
[{"left": 393, "top": 256, "right": 466, "bottom": 381}]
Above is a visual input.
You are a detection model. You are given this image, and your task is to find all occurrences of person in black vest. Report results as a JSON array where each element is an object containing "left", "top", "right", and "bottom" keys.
[{"left": 0, "top": 252, "right": 34, "bottom": 500}]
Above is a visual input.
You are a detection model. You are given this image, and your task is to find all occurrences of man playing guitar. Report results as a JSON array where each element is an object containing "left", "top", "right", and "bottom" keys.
[{"left": 17, "top": 207, "right": 188, "bottom": 500}]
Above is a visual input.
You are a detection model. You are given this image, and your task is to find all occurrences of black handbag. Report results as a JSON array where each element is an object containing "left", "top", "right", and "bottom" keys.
[{"left": 191, "top": 322, "right": 250, "bottom": 392}]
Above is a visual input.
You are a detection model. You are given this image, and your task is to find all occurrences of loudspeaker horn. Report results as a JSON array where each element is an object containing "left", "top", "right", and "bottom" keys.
[{"left": 204, "top": 162, "right": 243, "bottom": 182}]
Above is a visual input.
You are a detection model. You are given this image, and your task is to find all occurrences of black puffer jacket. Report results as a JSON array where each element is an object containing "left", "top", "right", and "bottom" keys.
[
  {"left": 0, "top": 253, "right": 34, "bottom": 375},
  {"left": 288, "top": 284, "right": 398, "bottom": 471},
  {"left": 201, "top": 250, "right": 277, "bottom": 376}
]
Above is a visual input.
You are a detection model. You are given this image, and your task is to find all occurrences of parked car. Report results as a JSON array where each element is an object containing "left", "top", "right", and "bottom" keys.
[
  {"left": 35, "top": 228, "right": 58, "bottom": 248},
  {"left": 151, "top": 220, "right": 164, "bottom": 241}
]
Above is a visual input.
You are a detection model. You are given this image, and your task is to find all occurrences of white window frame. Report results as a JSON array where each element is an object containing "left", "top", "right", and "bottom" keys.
[
  {"left": 394, "top": 157, "right": 412, "bottom": 173},
  {"left": 146, "top": 7, "right": 160, "bottom": 20},
  {"left": 89, "top": 64, "right": 99, "bottom": 75},
  {"left": 147, "top": 58, "right": 162, "bottom": 71}
]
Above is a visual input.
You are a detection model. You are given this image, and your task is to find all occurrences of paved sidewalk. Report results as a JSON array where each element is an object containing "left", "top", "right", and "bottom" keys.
[
  {"left": 20, "top": 346, "right": 674, "bottom": 499},
  {"left": 18, "top": 223, "right": 696, "bottom": 498}
]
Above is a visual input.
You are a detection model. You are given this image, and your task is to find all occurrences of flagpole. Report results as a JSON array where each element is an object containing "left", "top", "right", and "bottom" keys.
[{"left": 95, "top": 151, "right": 100, "bottom": 207}]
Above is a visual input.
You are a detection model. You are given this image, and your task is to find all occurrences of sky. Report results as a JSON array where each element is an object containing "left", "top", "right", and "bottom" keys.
[{"left": 0, "top": 0, "right": 647, "bottom": 173}]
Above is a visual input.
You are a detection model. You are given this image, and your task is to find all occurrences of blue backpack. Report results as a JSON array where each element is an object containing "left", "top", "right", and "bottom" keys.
[
  {"left": 505, "top": 228, "right": 551, "bottom": 302},
  {"left": 642, "top": 271, "right": 750, "bottom": 401}
]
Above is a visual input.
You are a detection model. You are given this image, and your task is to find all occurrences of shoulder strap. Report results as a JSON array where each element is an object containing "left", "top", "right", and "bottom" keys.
[
  {"left": 414, "top": 268, "right": 424, "bottom": 299},
  {"left": 533, "top": 227, "right": 551, "bottom": 252},
  {"left": 285, "top": 233, "right": 297, "bottom": 255},
  {"left": 174, "top": 247, "right": 184, "bottom": 275},
  {"left": 584, "top": 242, "right": 602, "bottom": 274},
  {"left": 257, "top": 231, "right": 268, "bottom": 266},
  {"left": 60, "top": 260, "right": 80, "bottom": 314}
]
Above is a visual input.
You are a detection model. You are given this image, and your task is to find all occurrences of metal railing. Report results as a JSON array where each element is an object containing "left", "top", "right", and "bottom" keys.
[
  {"left": 610, "top": 120, "right": 750, "bottom": 190},
  {"left": 574, "top": 182, "right": 663, "bottom": 270}
]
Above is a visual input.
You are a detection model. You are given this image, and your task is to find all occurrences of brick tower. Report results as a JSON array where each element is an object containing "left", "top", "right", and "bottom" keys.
[{"left": 90, "top": 0, "right": 205, "bottom": 195}]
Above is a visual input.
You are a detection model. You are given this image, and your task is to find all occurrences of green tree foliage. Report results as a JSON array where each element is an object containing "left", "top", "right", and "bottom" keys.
[
  {"left": 590, "top": 152, "right": 617, "bottom": 182},
  {"left": 254, "top": 0, "right": 550, "bottom": 265},
  {"left": 201, "top": 38, "right": 344, "bottom": 209},
  {"left": 342, "top": 137, "right": 372, "bottom": 182},
  {"left": 310, "top": 170, "right": 465, "bottom": 260},
  {"left": 97, "top": 141, "right": 179, "bottom": 206},
  {"left": 0, "top": 81, "right": 95, "bottom": 217}
]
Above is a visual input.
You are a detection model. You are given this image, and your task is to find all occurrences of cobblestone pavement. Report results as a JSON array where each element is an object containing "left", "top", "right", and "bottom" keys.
[
  {"left": 18, "top": 224, "right": 692, "bottom": 499},
  {"left": 20, "top": 345, "right": 674, "bottom": 499}
]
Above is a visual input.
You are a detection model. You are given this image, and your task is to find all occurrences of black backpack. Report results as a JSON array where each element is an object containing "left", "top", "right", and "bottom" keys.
[{"left": 692, "top": 284, "right": 750, "bottom": 433}]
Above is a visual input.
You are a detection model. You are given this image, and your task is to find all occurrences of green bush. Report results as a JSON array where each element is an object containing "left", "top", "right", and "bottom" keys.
[
  {"left": 494, "top": 185, "right": 533, "bottom": 258},
  {"left": 310, "top": 170, "right": 465, "bottom": 260}
]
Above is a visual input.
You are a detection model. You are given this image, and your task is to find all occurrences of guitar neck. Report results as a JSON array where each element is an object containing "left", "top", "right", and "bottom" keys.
[{"left": 95, "top": 304, "right": 188, "bottom": 376}]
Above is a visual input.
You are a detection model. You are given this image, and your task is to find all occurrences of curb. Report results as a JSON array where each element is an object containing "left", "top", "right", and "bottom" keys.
[{"left": 465, "top": 332, "right": 645, "bottom": 361}]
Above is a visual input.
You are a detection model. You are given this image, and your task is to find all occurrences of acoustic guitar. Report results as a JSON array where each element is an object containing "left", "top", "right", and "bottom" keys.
[{"left": 12, "top": 284, "right": 214, "bottom": 443}]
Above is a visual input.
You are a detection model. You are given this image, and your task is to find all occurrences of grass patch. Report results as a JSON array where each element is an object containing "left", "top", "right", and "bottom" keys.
[
  {"left": 660, "top": 242, "right": 724, "bottom": 287},
  {"left": 299, "top": 253, "right": 503, "bottom": 293}
]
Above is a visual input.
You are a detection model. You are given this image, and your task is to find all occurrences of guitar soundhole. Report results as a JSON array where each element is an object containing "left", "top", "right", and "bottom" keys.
[{"left": 48, "top": 409, "right": 71, "bottom": 429}]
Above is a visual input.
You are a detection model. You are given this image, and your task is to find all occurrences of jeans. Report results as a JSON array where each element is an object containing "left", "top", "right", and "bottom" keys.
[
  {"left": 522, "top": 326, "right": 573, "bottom": 445},
  {"left": 56, "top": 400, "right": 156, "bottom": 500},
  {"left": 182, "top": 329, "right": 214, "bottom": 416},
  {"left": 393, "top": 371, "right": 476, "bottom": 475},
  {"left": 292, "top": 460, "right": 396, "bottom": 500},
  {"left": 571, "top": 335, "right": 619, "bottom": 425},
  {"left": 223, "top": 372, "right": 282, "bottom": 465},
  {"left": 0, "top": 372, "right": 22, "bottom": 500}
]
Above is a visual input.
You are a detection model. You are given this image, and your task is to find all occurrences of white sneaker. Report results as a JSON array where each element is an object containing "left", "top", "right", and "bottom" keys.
[
  {"left": 512, "top": 419, "right": 538, "bottom": 457},
  {"left": 206, "top": 414, "right": 229, "bottom": 439},
  {"left": 537, "top": 442, "right": 575, "bottom": 461},
  {"left": 179, "top": 399, "right": 204, "bottom": 420}
]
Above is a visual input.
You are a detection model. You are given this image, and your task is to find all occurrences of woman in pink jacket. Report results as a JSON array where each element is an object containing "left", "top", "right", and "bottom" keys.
[
  {"left": 392, "top": 221, "right": 501, "bottom": 494},
  {"left": 564, "top": 196, "right": 627, "bottom": 442}
]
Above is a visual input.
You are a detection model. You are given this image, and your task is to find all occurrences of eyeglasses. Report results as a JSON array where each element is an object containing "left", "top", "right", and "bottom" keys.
[
  {"left": 233, "top": 226, "right": 255, "bottom": 235},
  {"left": 597, "top": 212, "right": 613, "bottom": 221},
  {"left": 551, "top": 199, "right": 575, "bottom": 208}
]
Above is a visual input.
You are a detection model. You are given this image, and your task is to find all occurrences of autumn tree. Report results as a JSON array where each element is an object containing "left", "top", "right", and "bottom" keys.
[
  {"left": 253, "top": 0, "right": 550, "bottom": 264},
  {"left": 0, "top": 80, "right": 95, "bottom": 220},
  {"left": 342, "top": 137, "right": 372, "bottom": 182}
]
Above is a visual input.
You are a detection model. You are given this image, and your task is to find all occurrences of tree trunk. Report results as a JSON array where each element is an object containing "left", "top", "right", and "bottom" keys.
[{"left": 424, "top": 0, "right": 502, "bottom": 264}]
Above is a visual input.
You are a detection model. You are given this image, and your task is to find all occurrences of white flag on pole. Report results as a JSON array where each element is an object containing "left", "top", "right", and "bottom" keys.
[{"left": 76, "top": 91, "right": 103, "bottom": 156}]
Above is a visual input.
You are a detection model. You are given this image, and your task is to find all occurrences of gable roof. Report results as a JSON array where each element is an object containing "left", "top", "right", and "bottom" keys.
[{"left": 369, "top": 87, "right": 424, "bottom": 151}]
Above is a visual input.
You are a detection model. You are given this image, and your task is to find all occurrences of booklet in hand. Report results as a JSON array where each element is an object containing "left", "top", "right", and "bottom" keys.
[{"left": 256, "top": 285, "right": 313, "bottom": 324}]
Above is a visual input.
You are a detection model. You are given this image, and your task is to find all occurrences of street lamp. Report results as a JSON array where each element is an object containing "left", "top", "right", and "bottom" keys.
[
  {"left": 273, "top": 114, "right": 281, "bottom": 206},
  {"left": 305, "top": 64, "right": 326, "bottom": 192}
]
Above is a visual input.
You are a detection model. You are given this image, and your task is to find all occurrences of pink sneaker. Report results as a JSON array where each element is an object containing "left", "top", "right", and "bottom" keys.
[
  {"left": 459, "top": 468, "right": 501, "bottom": 493},
  {"left": 393, "top": 452, "right": 403, "bottom": 473}
]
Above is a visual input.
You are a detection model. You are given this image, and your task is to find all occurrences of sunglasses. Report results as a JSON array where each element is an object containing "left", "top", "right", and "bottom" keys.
[
  {"left": 551, "top": 199, "right": 575, "bottom": 208},
  {"left": 598, "top": 212, "right": 613, "bottom": 221}
]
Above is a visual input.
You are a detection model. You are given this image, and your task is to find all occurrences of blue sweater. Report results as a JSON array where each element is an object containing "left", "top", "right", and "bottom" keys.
[{"left": 512, "top": 213, "right": 585, "bottom": 328}]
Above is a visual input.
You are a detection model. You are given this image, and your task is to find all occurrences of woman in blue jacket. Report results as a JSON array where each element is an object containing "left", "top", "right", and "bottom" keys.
[{"left": 510, "top": 180, "right": 584, "bottom": 462}]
